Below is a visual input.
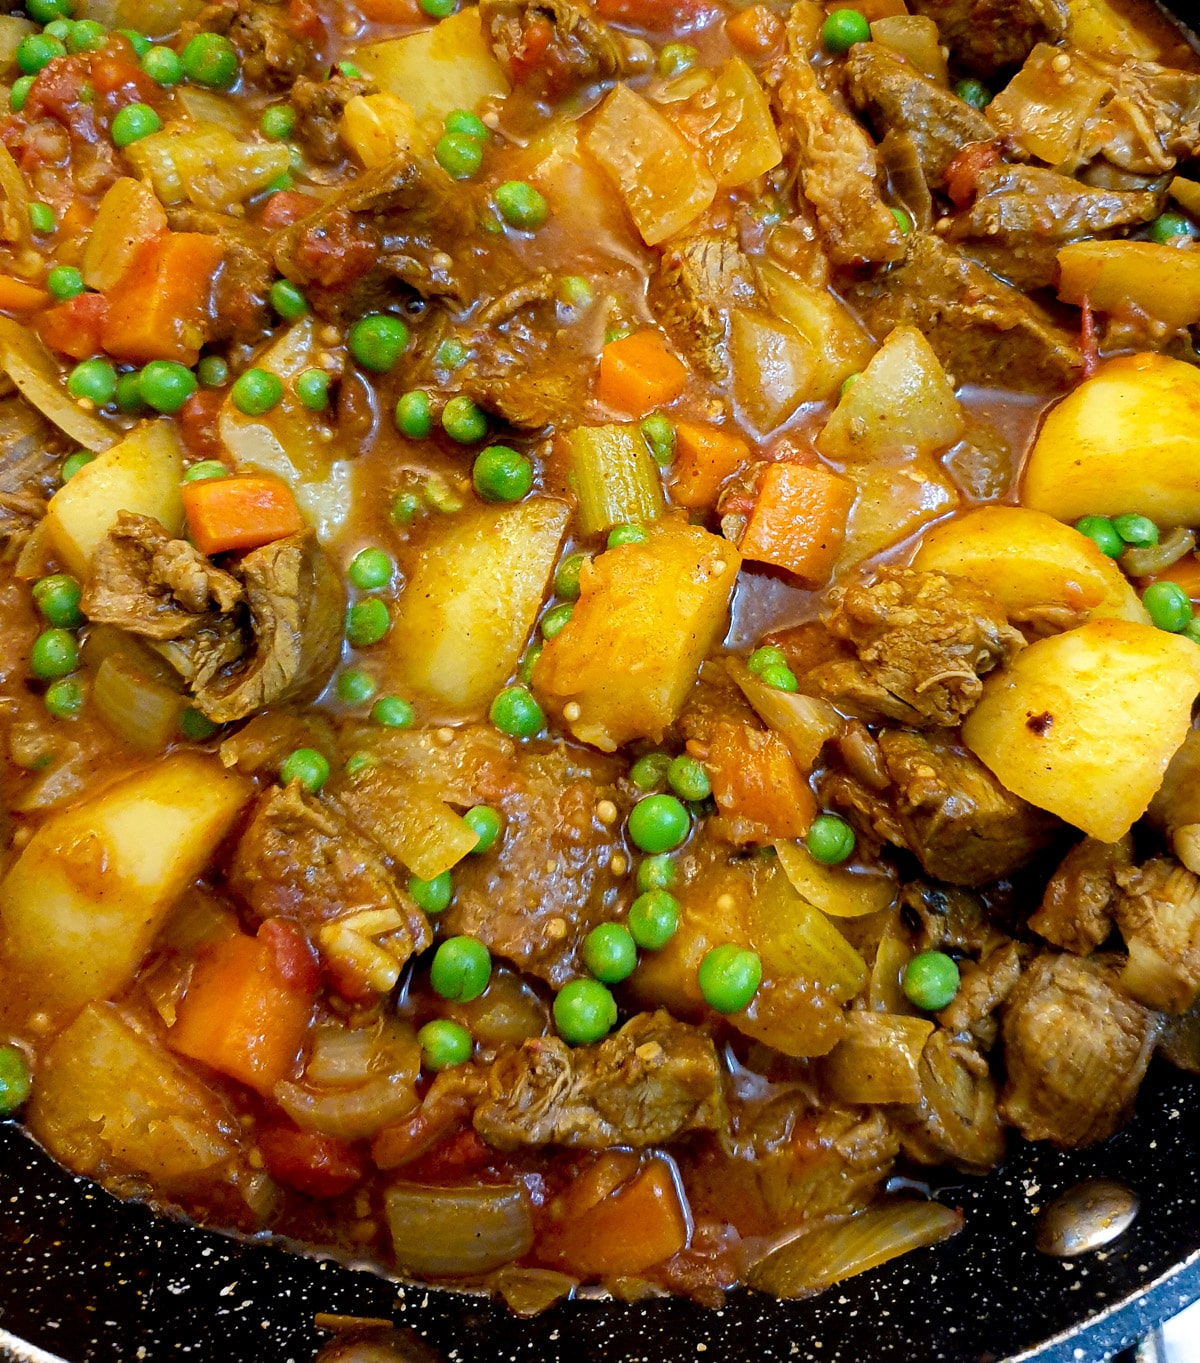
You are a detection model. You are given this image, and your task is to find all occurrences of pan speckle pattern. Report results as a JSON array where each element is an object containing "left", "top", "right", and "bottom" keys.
[{"left": 0, "top": 1061, "right": 1198, "bottom": 1363}]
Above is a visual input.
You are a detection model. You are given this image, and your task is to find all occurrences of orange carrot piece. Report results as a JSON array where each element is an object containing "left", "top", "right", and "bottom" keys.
[
  {"left": 182, "top": 475, "right": 305, "bottom": 557},
  {"left": 0, "top": 275, "right": 50, "bottom": 315},
  {"left": 102, "top": 231, "right": 223, "bottom": 366},
  {"left": 707, "top": 720, "right": 816, "bottom": 840},
  {"left": 37, "top": 292, "right": 107, "bottom": 359},
  {"left": 355, "top": 0, "right": 422, "bottom": 17},
  {"left": 596, "top": 329, "right": 688, "bottom": 417},
  {"left": 740, "top": 461, "right": 854, "bottom": 587},
  {"left": 167, "top": 932, "right": 313, "bottom": 1094},
  {"left": 1139, "top": 553, "right": 1200, "bottom": 601},
  {"left": 725, "top": 4, "right": 785, "bottom": 55},
  {"left": 670, "top": 419, "right": 750, "bottom": 509}
]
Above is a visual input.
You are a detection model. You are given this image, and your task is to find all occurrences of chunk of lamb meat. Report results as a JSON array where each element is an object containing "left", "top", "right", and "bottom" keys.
[
  {"left": 472, "top": 1010, "right": 726, "bottom": 1149},
  {"left": 480, "top": 0, "right": 646, "bottom": 98},
  {"left": 896, "top": 1031, "right": 1006, "bottom": 1173},
  {"left": 949, "top": 165, "right": 1161, "bottom": 290},
  {"left": 900, "top": 880, "right": 1010, "bottom": 958},
  {"left": 806, "top": 567, "right": 1023, "bottom": 728},
  {"left": 179, "top": 0, "right": 309, "bottom": 87},
  {"left": 999, "top": 953, "right": 1157, "bottom": 1147},
  {"left": 847, "top": 233, "right": 1083, "bottom": 391},
  {"left": 288, "top": 73, "right": 377, "bottom": 164},
  {"left": 0, "top": 397, "right": 65, "bottom": 551},
  {"left": 1113, "top": 857, "right": 1200, "bottom": 1013},
  {"left": 937, "top": 940, "right": 1025, "bottom": 1049},
  {"left": 907, "top": 0, "right": 1068, "bottom": 75},
  {"left": 768, "top": 7, "right": 904, "bottom": 265},
  {"left": 1028, "top": 834, "right": 1133, "bottom": 956},
  {"left": 844, "top": 43, "right": 994, "bottom": 191}
]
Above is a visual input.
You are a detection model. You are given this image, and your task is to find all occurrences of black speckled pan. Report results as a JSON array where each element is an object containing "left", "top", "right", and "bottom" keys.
[{"left": 1, "top": 1055, "right": 1198, "bottom": 1363}]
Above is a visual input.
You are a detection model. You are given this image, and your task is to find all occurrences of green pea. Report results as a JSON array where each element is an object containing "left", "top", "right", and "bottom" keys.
[
  {"left": 141, "top": 44, "right": 182, "bottom": 85},
  {"left": 60, "top": 450, "right": 93, "bottom": 482},
  {"left": 263, "top": 172, "right": 293, "bottom": 195},
  {"left": 554, "top": 552, "right": 588, "bottom": 602},
  {"left": 698, "top": 944, "right": 762, "bottom": 1014},
  {"left": 181, "top": 31, "right": 239, "bottom": 89},
  {"left": 28, "top": 201, "right": 55, "bottom": 234},
  {"left": 390, "top": 490, "right": 422, "bottom": 525},
  {"left": 371, "top": 695, "right": 416, "bottom": 728},
  {"left": 182, "top": 459, "right": 229, "bottom": 483},
  {"left": 417, "top": 1017, "right": 472, "bottom": 1070},
  {"left": 747, "top": 645, "right": 787, "bottom": 677},
  {"left": 518, "top": 642, "right": 541, "bottom": 685},
  {"left": 116, "top": 28, "right": 151, "bottom": 57},
  {"left": 667, "top": 754, "right": 711, "bottom": 803},
  {"left": 197, "top": 355, "right": 228, "bottom": 387},
  {"left": 582, "top": 922, "right": 637, "bottom": 984},
  {"left": 349, "top": 313, "right": 408, "bottom": 372},
  {"left": 345, "top": 597, "right": 391, "bottom": 646},
  {"left": 820, "top": 7, "right": 870, "bottom": 53},
  {"left": 67, "top": 18, "right": 105, "bottom": 52},
  {"left": 179, "top": 706, "right": 217, "bottom": 740},
  {"left": 42, "top": 17, "right": 74, "bottom": 39},
  {"left": 67, "top": 357, "right": 117, "bottom": 405},
  {"left": 31, "top": 627, "right": 78, "bottom": 680},
  {"left": 269, "top": 278, "right": 307, "bottom": 320},
  {"left": 954, "top": 77, "right": 991, "bottom": 108},
  {"left": 296, "top": 368, "right": 330, "bottom": 411},
  {"left": 807, "top": 812, "right": 856, "bottom": 865},
  {"left": 44, "top": 675, "right": 84, "bottom": 719},
  {"left": 464, "top": 804, "right": 503, "bottom": 853},
  {"left": 434, "top": 337, "right": 467, "bottom": 371},
  {"left": 607, "top": 524, "right": 648, "bottom": 548},
  {"left": 553, "top": 978, "right": 617, "bottom": 1045},
  {"left": 1074, "top": 515, "right": 1123, "bottom": 558},
  {"left": 628, "top": 889, "right": 679, "bottom": 950},
  {"left": 627, "top": 793, "right": 689, "bottom": 854},
  {"left": 902, "top": 950, "right": 960, "bottom": 1011},
  {"left": 261, "top": 104, "right": 295, "bottom": 141},
  {"left": 111, "top": 102, "right": 161, "bottom": 149},
  {"left": 444, "top": 107, "right": 487, "bottom": 141},
  {"left": 473, "top": 445, "right": 532, "bottom": 503},
  {"left": 231, "top": 367, "right": 283, "bottom": 416},
  {"left": 558, "top": 275, "right": 593, "bottom": 310},
  {"left": 490, "top": 684, "right": 544, "bottom": 738},
  {"left": 16, "top": 32, "right": 65, "bottom": 75},
  {"left": 46, "top": 264, "right": 83, "bottom": 300},
  {"left": 0, "top": 1044, "right": 32, "bottom": 1116},
  {"left": 441, "top": 394, "right": 487, "bottom": 444},
  {"left": 629, "top": 751, "right": 671, "bottom": 792},
  {"left": 635, "top": 853, "right": 677, "bottom": 894},
  {"left": 434, "top": 131, "right": 483, "bottom": 180},
  {"left": 279, "top": 746, "right": 329, "bottom": 794},
  {"left": 113, "top": 370, "right": 145, "bottom": 413},
  {"left": 348, "top": 546, "right": 394, "bottom": 591},
  {"left": 343, "top": 750, "right": 377, "bottom": 776},
  {"left": 540, "top": 602, "right": 573, "bottom": 640},
  {"left": 1150, "top": 212, "right": 1194, "bottom": 245},
  {"left": 26, "top": 0, "right": 73, "bottom": 22},
  {"left": 494, "top": 180, "right": 549, "bottom": 231},
  {"left": 139, "top": 359, "right": 196, "bottom": 414},
  {"left": 640, "top": 412, "right": 675, "bottom": 465},
  {"left": 335, "top": 667, "right": 376, "bottom": 705},
  {"left": 657, "top": 41, "right": 696, "bottom": 77},
  {"left": 395, "top": 389, "right": 431, "bottom": 438},
  {"left": 430, "top": 935, "right": 491, "bottom": 1002},
  {"left": 419, "top": 0, "right": 456, "bottom": 15},
  {"left": 409, "top": 869, "right": 453, "bottom": 914},
  {"left": 890, "top": 205, "right": 913, "bottom": 236},
  {"left": 758, "top": 662, "right": 799, "bottom": 692},
  {"left": 1112, "top": 513, "right": 1158, "bottom": 547},
  {"left": 10, "top": 75, "right": 34, "bottom": 112},
  {"left": 32, "top": 573, "right": 83, "bottom": 629},
  {"left": 1143, "top": 580, "right": 1193, "bottom": 633}
]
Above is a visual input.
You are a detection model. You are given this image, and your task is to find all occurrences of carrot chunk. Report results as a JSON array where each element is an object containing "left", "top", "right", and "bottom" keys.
[
  {"left": 739, "top": 461, "right": 854, "bottom": 587},
  {"left": 670, "top": 419, "right": 750, "bottom": 509},
  {"left": 102, "top": 231, "right": 224, "bottom": 366},
  {"left": 182, "top": 474, "right": 305, "bottom": 556},
  {"left": 707, "top": 720, "right": 816, "bottom": 840},
  {"left": 596, "top": 329, "right": 688, "bottom": 417}
]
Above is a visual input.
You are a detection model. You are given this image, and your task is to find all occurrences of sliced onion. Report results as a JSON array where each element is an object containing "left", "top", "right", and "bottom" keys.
[
  {"left": 491, "top": 1266, "right": 577, "bottom": 1317},
  {"left": 305, "top": 1024, "right": 378, "bottom": 1087},
  {"left": 775, "top": 838, "right": 897, "bottom": 919},
  {"left": 748, "top": 1200, "right": 963, "bottom": 1297},
  {"left": 275, "top": 1070, "right": 419, "bottom": 1141},
  {"left": 0, "top": 317, "right": 114, "bottom": 452},
  {"left": 726, "top": 657, "right": 841, "bottom": 771},
  {"left": 1123, "top": 526, "right": 1195, "bottom": 578},
  {"left": 93, "top": 654, "right": 184, "bottom": 752},
  {"left": 385, "top": 1183, "right": 534, "bottom": 1277},
  {"left": 821, "top": 1013, "right": 934, "bottom": 1106}
]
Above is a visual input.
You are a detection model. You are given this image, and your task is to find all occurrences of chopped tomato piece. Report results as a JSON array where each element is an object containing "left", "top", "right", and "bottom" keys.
[
  {"left": 37, "top": 291, "right": 107, "bottom": 359},
  {"left": 258, "top": 1127, "right": 365, "bottom": 1199},
  {"left": 258, "top": 918, "right": 321, "bottom": 995},
  {"left": 258, "top": 190, "right": 320, "bottom": 230}
]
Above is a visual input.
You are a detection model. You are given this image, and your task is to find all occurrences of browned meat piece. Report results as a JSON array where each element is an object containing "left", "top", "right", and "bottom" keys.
[
  {"left": 189, "top": 532, "right": 344, "bottom": 724},
  {"left": 480, "top": 0, "right": 644, "bottom": 98},
  {"left": 180, "top": 0, "right": 309, "bottom": 87},
  {"left": 907, "top": 0, "right": 1068, "bottom": 75},
  {"left": 473, "top": 1011, "right": 726, "bottom": 1149},
  {"left": 650, "top": 227, "right": 761, "bottom": 382},
  {"left": 0, "top": 397, "right": 64, "bottom": 550},
  {"left": 167, "top": 206, "right": 274, "bottom": 346},
  {"left": 949, "top": 165, "right": 1161, "bottom": 290},
  {"left": 1113, "top": 858, "right": 1200, "bottom": 1013},
  {"left": 1029, "top": 835, "right": 1132, "bottom": 955},
  {"left": 999, "top": 953, "right": 1157, "bottom": 1147},
  {"left": 847, "top": 233, "right": 1083, "bottom": 391},
  {"left": 844, "top": 43, "right": 994, "bottom": 190},
  {"left": 897, "top": 1031, "right": 1005, "bottom": 1173},
  {"left": 937, "top": 941, "right": 1025, "bottom": 1049},
  {"left": 82, "top": 512, "right": 243, "bottom": 640},
  {"left": 901, "top": 881, "right": 1010, "bottom": 958},
  {"left": 769, "top": 8, "right": 904, "bottom": 265},
  {"left": 807, "top": 567, "right": 1023, "bottom": 729},
  {"left": 289, "top": 73, "right": 376, "bottom": 163}
]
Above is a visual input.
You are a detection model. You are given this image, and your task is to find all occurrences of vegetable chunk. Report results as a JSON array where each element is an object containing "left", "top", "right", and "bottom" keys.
[
  {"left": 962, "top": 619, "right": 1200, "bottom": 841},
  {"left": 534, "top": 518, "right": 740, "bottom": 750}
]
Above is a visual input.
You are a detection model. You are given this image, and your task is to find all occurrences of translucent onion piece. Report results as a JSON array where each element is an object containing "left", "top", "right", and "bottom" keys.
[
  {"left": 275, "top": 1069, "right": 419, "bottom": 1141},
  {"left": 304, "top": 1024, "right": 378, "bottom": 1087},
  {"left": 1122, "top": 526, "right": 1195, "bottom": 578},
  {"left": 748, "top": 1200, "right": 963, "bottom": 1297},
  {"left": 821, "top": 1012, "right": 934, "bottom": 1105},
  {"left": 868, "top": 927, "right": 916, "bottom": 1015},
  {"left": 727, "top": 657, "right": 842, "bottom": 772},
  {"left": 491, "top": 1266, "right": 577, "bottom": 1317},
  {"left": 0, "top": 318, "right": 115, "bottom": 452},
  {"left": 775, "top": 838, "right": 897, "bottom": 919},
  {"left": 93, "top": 654, "right": 184, "bottom": 752},
  {"left": 385, "top": 1183, "right": 535, "bottom": 1277}
]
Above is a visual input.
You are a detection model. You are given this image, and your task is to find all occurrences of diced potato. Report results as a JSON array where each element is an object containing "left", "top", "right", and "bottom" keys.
[
  {"left": 28, "top": 1003, "right": 247, "bottom": 1195},
  {"left": 1057, "top": 240, "right": 1200, "bottom": 332},
  {"left": 340, "top": 92, "right": 425, "bottom": 167},
  {"left": 870, "top": 18, "right": 948, "bottom": 83},
  {"left": 837, "top": 453, "right": 960, "bottom": 570},
  {"left": 962, "top": 619, "right": 1200, "bottom": 841},
  {"left": 81, "top": 179, "right": 168, "bottom": 292},
  {"left": 912, "top": 505, "right": 1150, "bottom": 626},
  {"left": 670, "top": 56, "right": 782, "bottom": 188},
  {"left": 822, "top": 1013, "right": 935, "bottom": 1105},
  {"left": 756, "top": 260, "right": 875, "bottom": 402},
  {"left": 1170, "top": 176, "right": 1200, "bottom": 219},
  {"left": 45, "top": 420, "right": 184, "bottom": 576},
  {"left": 565, "top": 424, "right": 666, "bottom": 535},
  {"left": 127, "top": 125, "right": 290, "bottom": 209},
  {"left": 817, "top": 326, "right": 965, "bottom": 461},
  {"left": 392, "top": 498, "right": 569, "bottom": 713},
  {"left": 1022, "top": 353, "right": 1200, "bottom": 526},
  {"left": 584, "top": 83, "right": 716, "bottom": 247},
  {"left": 175, "top": 86, "right": 244, "bottom": 134},
  {"left": 0, "top": 16, "right": 36, "bottom": 76},
  {"left": 353, "top": 9, "right": 509, "bottom": 127},
  {"left": 0, "top": 754, "right": 251, "bottom": 1014},
  {"left": 1066, "top": 0, "right": 1159, "bottom": 59},
  {"left": 730, "top": 309, "right": 818, "bottom": 436},
  {"left": 533, "top": 518, "right": 740, "bottom": 750},
  {"left": 340, "top": 768, "right": 480, "bottom": 881},
  {"left": 775, "top": 839, "right": 898, "bottom": 919},
  {"left": 75, "top": 0, "right": 204, "bottom": 37}
]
